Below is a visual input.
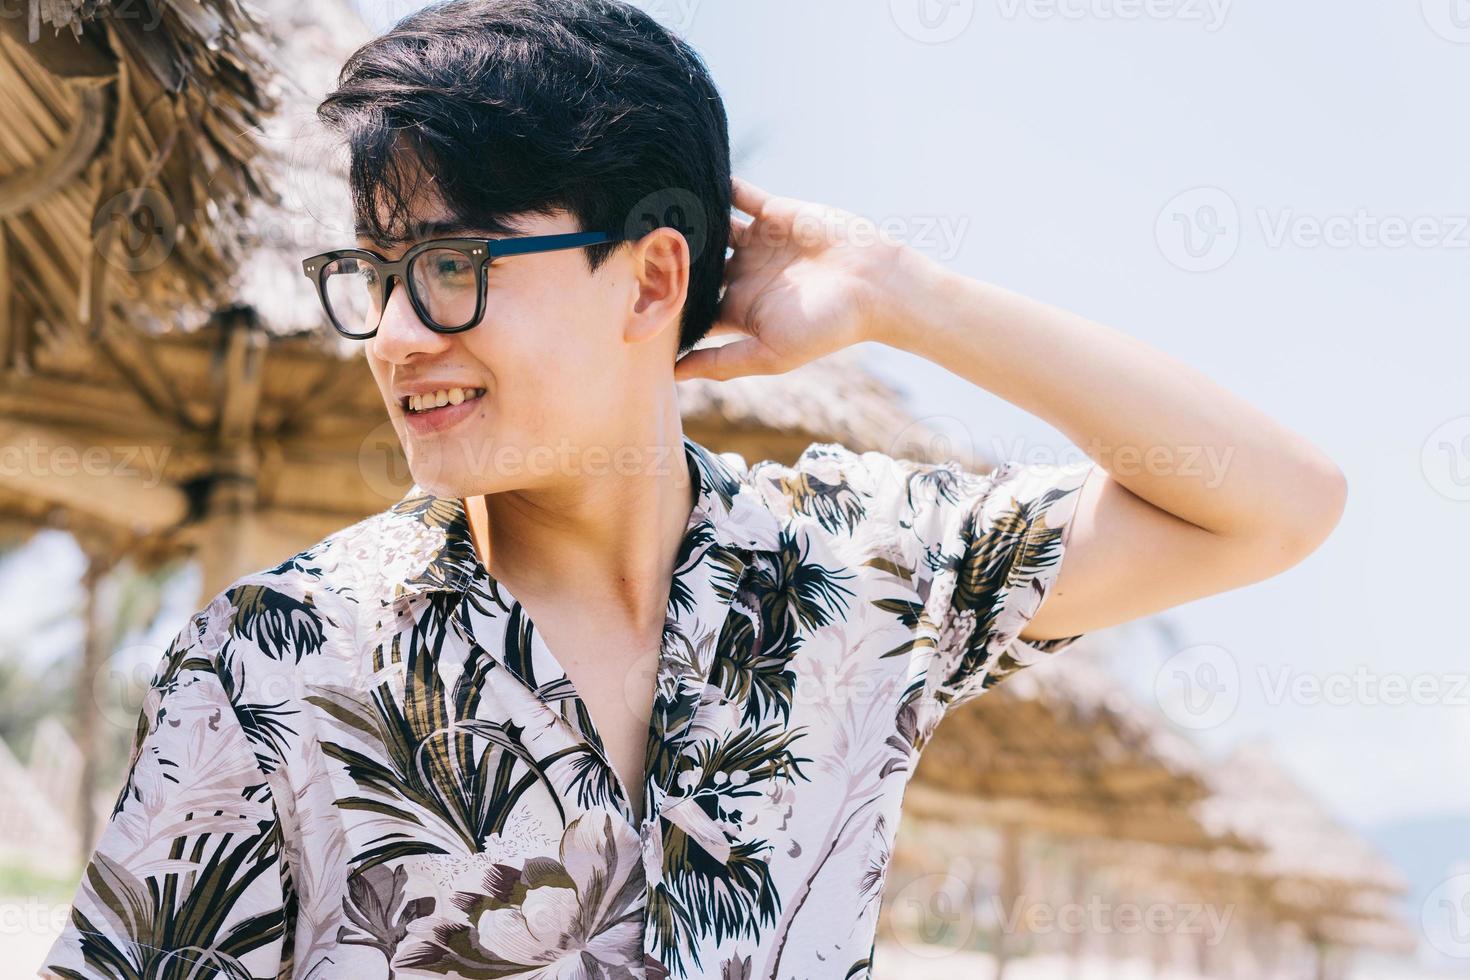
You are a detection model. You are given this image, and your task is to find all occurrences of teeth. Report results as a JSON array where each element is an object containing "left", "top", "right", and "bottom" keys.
[{"left": 407, "top": 387, "right": 485, "bottom": 413}]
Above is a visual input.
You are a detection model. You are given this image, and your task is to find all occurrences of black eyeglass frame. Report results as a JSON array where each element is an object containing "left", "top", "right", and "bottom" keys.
[{"left": 300, "top": 230, "right": 623, "bottom": 339}]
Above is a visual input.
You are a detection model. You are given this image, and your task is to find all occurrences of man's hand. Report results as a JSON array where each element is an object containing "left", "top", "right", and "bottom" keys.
[{"left": 672, "top": 177, "right": 912, "bottom": 381}]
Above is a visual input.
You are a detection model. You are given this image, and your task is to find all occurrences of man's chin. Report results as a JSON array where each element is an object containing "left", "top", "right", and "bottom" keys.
[{"left": 410, "top": 472, "right": 514, "bottom": 501}]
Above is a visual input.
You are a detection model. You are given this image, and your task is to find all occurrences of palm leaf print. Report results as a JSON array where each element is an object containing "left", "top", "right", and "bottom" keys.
[
  {"left": 945, "top": 483, "right": 1072, "bottom": 687},
  {"left": 762, "top": 531, "right": 856, "bottom": 636},
  {"left": 226, "top": 584, "right": 334, "bottom": 662},
  {"left": 58, "top": 827, "right": 284, "bottom": 980},
  {"left": 308, "top": 616, "right": 563, "bottom": 869},
  {"left": 778, "top": 469, "right": 866, "bottom": 534},
  {"left": 650, "top": 721, "right": 812, "bottom": 975}
]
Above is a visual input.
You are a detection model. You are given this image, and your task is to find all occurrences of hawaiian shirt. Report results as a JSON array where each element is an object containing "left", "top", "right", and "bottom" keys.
[{"left": 42, "top": 434, "right": 1096, "bottom": 979}]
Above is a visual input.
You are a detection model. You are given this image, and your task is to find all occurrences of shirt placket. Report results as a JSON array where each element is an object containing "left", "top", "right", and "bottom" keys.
[
  {"left": 450, "top": 580, "right": 646, "bottom": 827},
  {"left": 646, "top": 550, "right": 755, "bottom": 836}
]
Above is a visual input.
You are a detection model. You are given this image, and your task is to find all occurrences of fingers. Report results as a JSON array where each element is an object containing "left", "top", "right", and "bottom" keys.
[
  {"left": 673, "top": 337, "right": 767, "bottom": 382},
  {"left": 729, "top": 213, "right": 754, "bottom": 249},
  {"left": 731, "top": 175, "right": 772, "bottom": 219}
]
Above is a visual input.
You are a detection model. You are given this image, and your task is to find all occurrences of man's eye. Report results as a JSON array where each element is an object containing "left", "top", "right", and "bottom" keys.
[{"left": 433, "top": 256, "right": 472, "bottom": 279}]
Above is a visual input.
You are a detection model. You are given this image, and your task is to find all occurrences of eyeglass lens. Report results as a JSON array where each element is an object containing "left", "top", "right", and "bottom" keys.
[{"left": 320, "top": 248, "right": 480, "bottom": 336}]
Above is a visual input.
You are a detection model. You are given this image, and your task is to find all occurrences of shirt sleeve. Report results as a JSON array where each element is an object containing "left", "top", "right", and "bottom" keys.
[
  {"left": 39, "top": 602, "right": 289, "bottom": 979},
  {"left": 837, "top": 444, "right": 1098, "bottom": 714},
  {"left": 928, "top": 456, "right": 1098, "bottom": 711}
]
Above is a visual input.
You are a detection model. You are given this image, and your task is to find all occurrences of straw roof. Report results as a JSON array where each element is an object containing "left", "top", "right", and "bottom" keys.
[
  {"left": 0, "top": 0, "right": 283, "bottom": 351},
  {"left": 908, "top": 646, "right": 1233, "bottom": 849},
  {"left": 1194, "top": 744, "right": 1407, "bottom": 897},
  {"left": 1129, "top": 743, "right": 1416, "bottom": 952}
]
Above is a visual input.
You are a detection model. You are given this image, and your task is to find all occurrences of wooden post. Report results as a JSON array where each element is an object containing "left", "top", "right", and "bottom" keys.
[
  {"left": 995, "top": 823, "right": 1021, "bottom": 980},
  {"left": 72, "top": 548, "right": 114, "bottom": 855},
  {"left": 1067, "top": 850, "right": 1087, "bottom": 978}
]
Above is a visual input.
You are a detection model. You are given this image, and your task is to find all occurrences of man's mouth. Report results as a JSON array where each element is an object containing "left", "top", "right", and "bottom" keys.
[{"left": 402, "top": 387, "right": 488, "bottom": 415}]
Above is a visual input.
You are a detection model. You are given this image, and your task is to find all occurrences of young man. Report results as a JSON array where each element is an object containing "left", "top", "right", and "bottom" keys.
[{"left": 43, "top": 1, "right": 1345, "bottom": 977}]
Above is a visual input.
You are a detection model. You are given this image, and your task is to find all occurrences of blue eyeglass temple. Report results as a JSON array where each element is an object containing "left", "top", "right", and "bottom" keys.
[{"left": 488, "top": 230, "right": 621, "bottom": 256}]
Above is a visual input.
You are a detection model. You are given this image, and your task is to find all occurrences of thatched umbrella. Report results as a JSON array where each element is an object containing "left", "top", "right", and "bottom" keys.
[
  {"left": 1, "top": 0, "right": 286, "bottom": 852},
  {"left": 1184, "top": 744, "right": 1414, "bottom": 978},
  {"left": 893, "top": 645, "right": 1258, "bottom": 977}
]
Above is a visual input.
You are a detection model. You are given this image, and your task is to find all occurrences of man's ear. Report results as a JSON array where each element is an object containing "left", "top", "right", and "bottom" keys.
[{"left": 625, "top": 225, "right": 690, "bottom": 346}]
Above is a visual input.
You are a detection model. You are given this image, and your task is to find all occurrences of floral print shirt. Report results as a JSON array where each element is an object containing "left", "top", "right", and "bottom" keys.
[{"left": 43, "top": 435, "right": 1096, "bottom": 979}]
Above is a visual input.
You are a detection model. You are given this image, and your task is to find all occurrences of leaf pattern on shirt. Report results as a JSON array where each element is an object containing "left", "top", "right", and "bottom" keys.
[{"left": 43, "top": 436, "right": 1094, "bottom": 980}]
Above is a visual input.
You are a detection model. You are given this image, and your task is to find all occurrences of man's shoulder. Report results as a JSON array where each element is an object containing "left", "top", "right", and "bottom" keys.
[
  {"left": 185, "top": 495, "right": 427, "bottom": 661},
  {"left": 741, "top": 439, "right": 959, "bottom": 542}
]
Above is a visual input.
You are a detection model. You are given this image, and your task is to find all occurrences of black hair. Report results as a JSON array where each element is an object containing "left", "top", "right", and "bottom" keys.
[{"left": 317, "top": 0, "right": 731, "bottom": 354}]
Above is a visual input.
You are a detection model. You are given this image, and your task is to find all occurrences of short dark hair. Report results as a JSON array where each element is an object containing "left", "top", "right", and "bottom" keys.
[{"left": 317, "top": 0, "right": 732, "bottom": 354}]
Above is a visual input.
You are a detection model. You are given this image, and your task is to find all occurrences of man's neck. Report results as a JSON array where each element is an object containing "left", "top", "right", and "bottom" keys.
[{"left": 460, "top": 432, "right": 698, "bottom": 627}]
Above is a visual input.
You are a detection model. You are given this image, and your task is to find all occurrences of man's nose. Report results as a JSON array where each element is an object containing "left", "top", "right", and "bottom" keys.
[{"left": 367, "top": 275, "right": 452, "bottom": 363}]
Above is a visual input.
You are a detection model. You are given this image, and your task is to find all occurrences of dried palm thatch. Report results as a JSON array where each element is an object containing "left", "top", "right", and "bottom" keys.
[
  {"left": 1182, "top": 744, "right": 1413, "bottom": 951},
  {"left": 908, "top": 646, "right": 1231, "bottom": 848},
  {"left": 680, "top": 345, "right": 992, "bottom": 469},
  {"left": 0, "top": 0, "right": 282, "bottom": 355}
]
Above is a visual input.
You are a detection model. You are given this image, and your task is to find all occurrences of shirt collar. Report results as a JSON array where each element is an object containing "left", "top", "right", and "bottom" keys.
[{"left": 381, "top": 433, "right": 783, "bottom": 603}]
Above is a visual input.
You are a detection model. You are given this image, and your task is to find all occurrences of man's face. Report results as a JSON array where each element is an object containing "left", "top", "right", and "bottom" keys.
[{"left": 360, "top": 195, "right": 645, "bottom": 500}]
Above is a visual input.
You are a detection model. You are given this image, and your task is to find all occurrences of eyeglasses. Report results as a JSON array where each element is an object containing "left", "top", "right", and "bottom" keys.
[{"left": 301, "top": 231, "right": 622, "bottom": 340}]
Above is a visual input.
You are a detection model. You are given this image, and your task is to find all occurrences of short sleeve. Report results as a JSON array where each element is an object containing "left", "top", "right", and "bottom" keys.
[
  {"left": 831, "top": 444, "right": 1097, "bottom": 713},
  {"left": 39, "top": 606, "right": 289, "bottom": 979},
  {"left": 927, "top": 457, "right": 1097, "bottom": 711}
]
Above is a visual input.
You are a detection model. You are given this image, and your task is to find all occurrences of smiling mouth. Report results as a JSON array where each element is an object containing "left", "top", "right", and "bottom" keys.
[{"left": 402, "top": 387, "right": 488, "bottom": 414}]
